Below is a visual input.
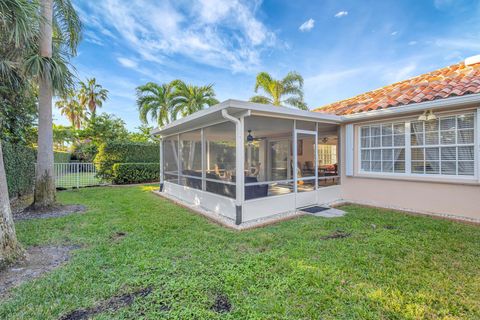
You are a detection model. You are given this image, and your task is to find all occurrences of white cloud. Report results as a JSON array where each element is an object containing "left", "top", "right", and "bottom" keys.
[
  {"left": 408, "top": 40, "right": 417, "bottom": 45},
  {"left": 434, "top": 0, "right": 455, "bottom": 10},
  {"left": 83, "top": 0, "right": 275, "bottom": 73},
  {"left": 299, "top": 18, "right": 315, "bottom": 32},
  {"left": 334, "top": 11, "right": 348, "bottom": 18},
  {"left": 117, "top": 57, "right": 138, "bottom": 69},
  {"left": 435, "top": 37, "right": 480, "bottom": 51},
  {"left": 390, "top": 31, "right": 398, "bottom": 36},
  {"left": 381, "top": 63, "right": 417, "bottom": 83}
]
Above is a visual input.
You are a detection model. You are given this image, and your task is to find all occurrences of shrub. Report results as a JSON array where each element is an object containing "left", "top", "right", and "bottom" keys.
[
  {"left": 94, "top": 141, "right": 159, "bottom": 180},
  {"left": 111, "top": 163, "right": 159, "bottom": 184},
  {"left": 54, "top": 150, "right": 71, "bottom": 163},
  {"left": 2, "top": 141, "right": 36, "bottom": 199},
  {"left": 71, "top": 141, "right": 98, "bottom": 162}
]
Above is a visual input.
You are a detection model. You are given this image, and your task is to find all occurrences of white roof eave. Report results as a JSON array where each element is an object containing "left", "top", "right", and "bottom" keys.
[
  {"left": 151, "top": 99, "right": 343, "bottom": 136},
  {"left": 151, "top": 93, "right": 480, "bottom": 136},
  {"left": 340, "top": 93, "right": 480, "bottom": 122}
]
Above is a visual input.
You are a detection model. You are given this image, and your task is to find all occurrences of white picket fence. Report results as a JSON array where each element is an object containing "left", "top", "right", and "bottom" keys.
[{"left": 54, "top": 163, "right": 106, "bottom": 189}]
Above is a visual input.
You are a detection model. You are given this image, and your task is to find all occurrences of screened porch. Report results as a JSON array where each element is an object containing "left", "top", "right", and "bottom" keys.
[{"left": 155, "top": 100, "right": 342, "bottom": 225}]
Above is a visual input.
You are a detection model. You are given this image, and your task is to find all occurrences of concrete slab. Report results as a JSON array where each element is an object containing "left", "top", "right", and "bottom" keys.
[{"left": 301, "top": 207, "right": 346, "bottom": 218}]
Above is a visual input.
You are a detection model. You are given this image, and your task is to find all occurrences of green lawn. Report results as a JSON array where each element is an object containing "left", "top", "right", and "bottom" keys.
[
  {"left": 55, "top": 172, "right": 103, "bottom": 189},
  {"left": 1, "top": 186, "right": 479, "bottom": 319}
]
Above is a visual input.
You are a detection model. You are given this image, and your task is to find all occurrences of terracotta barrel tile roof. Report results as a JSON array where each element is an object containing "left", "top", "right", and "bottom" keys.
[{"left": 314, "top": 60, "right": 480, "bottom": 115}]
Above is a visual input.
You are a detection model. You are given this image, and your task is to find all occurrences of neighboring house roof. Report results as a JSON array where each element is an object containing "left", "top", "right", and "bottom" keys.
[{"left": 314, "top": 58, "right": 480, "bottom": 115}]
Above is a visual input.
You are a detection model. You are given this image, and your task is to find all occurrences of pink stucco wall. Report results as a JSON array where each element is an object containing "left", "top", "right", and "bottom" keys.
[{"left": 339, "top": 109, "right": 480, "bottom": 221}]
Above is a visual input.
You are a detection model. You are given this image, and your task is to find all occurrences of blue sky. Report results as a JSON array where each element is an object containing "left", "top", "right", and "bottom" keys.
[{"left": 54, "top": 0, "right": 480, "bottom": 130}]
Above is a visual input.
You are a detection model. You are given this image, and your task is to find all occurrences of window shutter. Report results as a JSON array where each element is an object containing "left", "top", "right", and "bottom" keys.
[{"left": 346, "top": 124, "right": 354, "bottom": 176}]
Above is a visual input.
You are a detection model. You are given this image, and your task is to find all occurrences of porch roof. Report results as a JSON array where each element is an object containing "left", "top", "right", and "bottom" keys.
[{"left": 152, "top": 99, "right": 343, "bottom": 137}]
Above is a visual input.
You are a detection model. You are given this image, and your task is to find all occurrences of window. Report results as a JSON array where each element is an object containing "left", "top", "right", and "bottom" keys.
[
  {"left": 359, "top": 112, "right": 476, "bottom": 178},
  {"left": 360, "top": 122, "right": 406, "bottom": 173},
  {"left": 411, "top": 114, "right": 475, "bottom": 176},
  {"left": 318, "top": 145, "right": 337, "bottom": 166}
]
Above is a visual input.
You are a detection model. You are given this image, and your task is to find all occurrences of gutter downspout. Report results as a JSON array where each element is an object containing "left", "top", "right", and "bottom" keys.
[{"left": 221, "top": 109, "right": 245, "bottom": 225}]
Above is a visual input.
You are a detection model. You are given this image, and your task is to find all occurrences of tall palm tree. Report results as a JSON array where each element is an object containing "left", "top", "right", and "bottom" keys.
[
  {"left": 172, "top": 82, "right": 219, "bottom": 120},
  {"left": 30, "top": 0, "right": 81, "bottom": 209},
  {"left": 78, "top": 78, "right": 108, "bottom": 118},
  {"left": 136, "top": 81, "right": 178, "bottom": 127},
  {"left": 56, "top": 90, "right": 85, "bottom": 129},
  {"left": 249, "top": 71, "right": 308, "bottom": 110}
]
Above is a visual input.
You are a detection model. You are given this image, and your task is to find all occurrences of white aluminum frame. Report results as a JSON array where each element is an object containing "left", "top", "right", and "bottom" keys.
[
  {"left": 356, "top": 109, "right": 478, "bottom": 180},
  {"left": 294, "top": 128, "right": 319, "bottom": 208},
  {"left": 159, "top": 110, "right": 341, "bottom": 223}
]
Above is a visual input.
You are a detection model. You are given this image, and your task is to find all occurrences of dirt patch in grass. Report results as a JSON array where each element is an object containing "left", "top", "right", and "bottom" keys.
[
  {"left": 110, "top": 231, "right": 127, "bottom": 242},
  {"left": 211, "top": 294, "right": 232, "bottom": 313},
  {"left": 14, "top": 204, "right": 86, "bottom": 221},
  {"left": 59, "top": 287, "right": 153, "bottom": 320},
  {"left": 320, "top": 230, "right": 351, "bottom": 240},
  {"left": 383, "top": 225, "right": 397, "bottom": 230},
  {"left": 0, "top": 245, "right": 78, "bottom": 298}
]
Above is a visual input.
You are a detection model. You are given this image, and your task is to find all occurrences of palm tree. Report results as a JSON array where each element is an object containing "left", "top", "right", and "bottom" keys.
[
  {"left": 30, "top": 0, "right": 81, "bottom": 209},
  {"left": 78, "top": 78, "right": 108, "bottom": 118},
  {"left": 249, "top": 71, "right": 308, "bottom": 110},
  {"left": 136, "top": 81, "right": 178, "bottom": 127},
  {"left": 56, "top": 90, "right": 85, "bottom": 129},
  {"left": 172, "top": 82, "right": 219, "bottom": 120}
]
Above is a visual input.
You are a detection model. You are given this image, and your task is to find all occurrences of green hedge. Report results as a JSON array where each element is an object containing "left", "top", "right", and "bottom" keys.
[
  {"left": 2, "top": 141, "right": 36, "bottom": 198},
  {"left": 54, "top": 150, "right": 71, "bottom": 163},
  {"left": 112, "top": 163, "right": 159, "bottom": 184},
  {"left": 94, "top": 141, "right": 159, "bottom": 179}
]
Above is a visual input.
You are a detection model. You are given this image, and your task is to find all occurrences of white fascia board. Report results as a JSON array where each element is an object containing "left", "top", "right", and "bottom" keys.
[
  {"left": 150, "top": 100, "right": 231, "bottom": 135},
  {"left": 151, "top": 99, "right": 343, "bottom": 135},
  {"left": 226, "top": 99, "right": 342, "bottom": 123},
  {"left": 341, "top": 93, "right": 480, "bottom": 123}
]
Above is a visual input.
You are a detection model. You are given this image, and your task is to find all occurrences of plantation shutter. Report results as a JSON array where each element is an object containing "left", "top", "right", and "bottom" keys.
[{"left": 345, "top": 124, "right": 354, "bottom": 176}]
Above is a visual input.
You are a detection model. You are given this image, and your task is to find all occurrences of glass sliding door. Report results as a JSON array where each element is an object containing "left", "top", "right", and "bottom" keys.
[{"left": 295, "top": 129, "right": 318, "bottom": 207}]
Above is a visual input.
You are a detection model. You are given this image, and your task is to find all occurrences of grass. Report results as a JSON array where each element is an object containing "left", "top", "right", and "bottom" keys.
[
  {"left": 1, "top": 186, "right": 479, "bottom": 319},
  {"left": 55, "top": 172, "right": 103, "bottom": 189}
]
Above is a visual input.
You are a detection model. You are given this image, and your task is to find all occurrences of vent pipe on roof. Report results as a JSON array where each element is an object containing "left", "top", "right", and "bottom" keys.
[{"left": 464, "top": 55, "right": 480, "bottom": 66}]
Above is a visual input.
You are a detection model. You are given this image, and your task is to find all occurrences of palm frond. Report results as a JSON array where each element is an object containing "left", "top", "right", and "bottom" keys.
[
  {"left": 282, "top": 71, "right": 304, "bottom": 88},
  {"left": 283, "top": 97, "right": 309, "bottom": 110},
  {"left": 249, "top": 95, "right": 272, "bottom": 104},
  {"left": 23, "top": 52, "right": 74, "bottom": 94},
  {"left": 254, "top": 72, "right": 273, "bottom": 94},
  {"left": 52, "top": 0, "right": 81, "bottom": 55}
]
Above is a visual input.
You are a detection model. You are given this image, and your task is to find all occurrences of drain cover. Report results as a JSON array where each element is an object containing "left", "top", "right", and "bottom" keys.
[{"left": 301, "top": 206, "right": 330, "bottom": 213}]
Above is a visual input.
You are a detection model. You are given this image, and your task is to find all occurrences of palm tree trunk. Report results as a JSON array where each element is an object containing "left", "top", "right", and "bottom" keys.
[
  {"left": 34, "top": 0, "right": 56, "bottom": 208},
  {"left": 0, "top": 141, "right": 24, "bottom": 269}
]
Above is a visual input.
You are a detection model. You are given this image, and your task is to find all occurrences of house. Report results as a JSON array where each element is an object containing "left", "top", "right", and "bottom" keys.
[{"left": 152, "top": 56, "right": 480, "bottom": 227}]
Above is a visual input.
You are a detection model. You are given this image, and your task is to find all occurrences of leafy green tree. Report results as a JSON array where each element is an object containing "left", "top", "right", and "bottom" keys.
[
  {"left": 52, "top": 124, "right": 76, "bottom": 150},
  {"left": 136, "top": 81, "right": 178, "bottom": 127},
  {"left": 171, "top": 81, "right": 219, "bottom": 120},
  {"left": 0, "top": 84, "right": 37, "bottom": 145},
  {"left": 128, "top": 124, "right": 154, "bottom": 143},
  {"left": 55, "top": 90, "right": 85, "bottom": 129},
  {"left": 250, "top": 71, "right": 308, "bottom": 110},
  {"left": 78, "top": 113, "right": 129, "bottom": 144},
  {"left": 0, "top": 0, "right": 39, "bottom": 267},
  {"left": 78, "top": 78, "right": 108, "bottom": 118}
]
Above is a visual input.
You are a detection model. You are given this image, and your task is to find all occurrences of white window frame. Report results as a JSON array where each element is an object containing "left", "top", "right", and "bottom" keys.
[{"left": 357, "top": 110, "right": 478, "bottom": 180}]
